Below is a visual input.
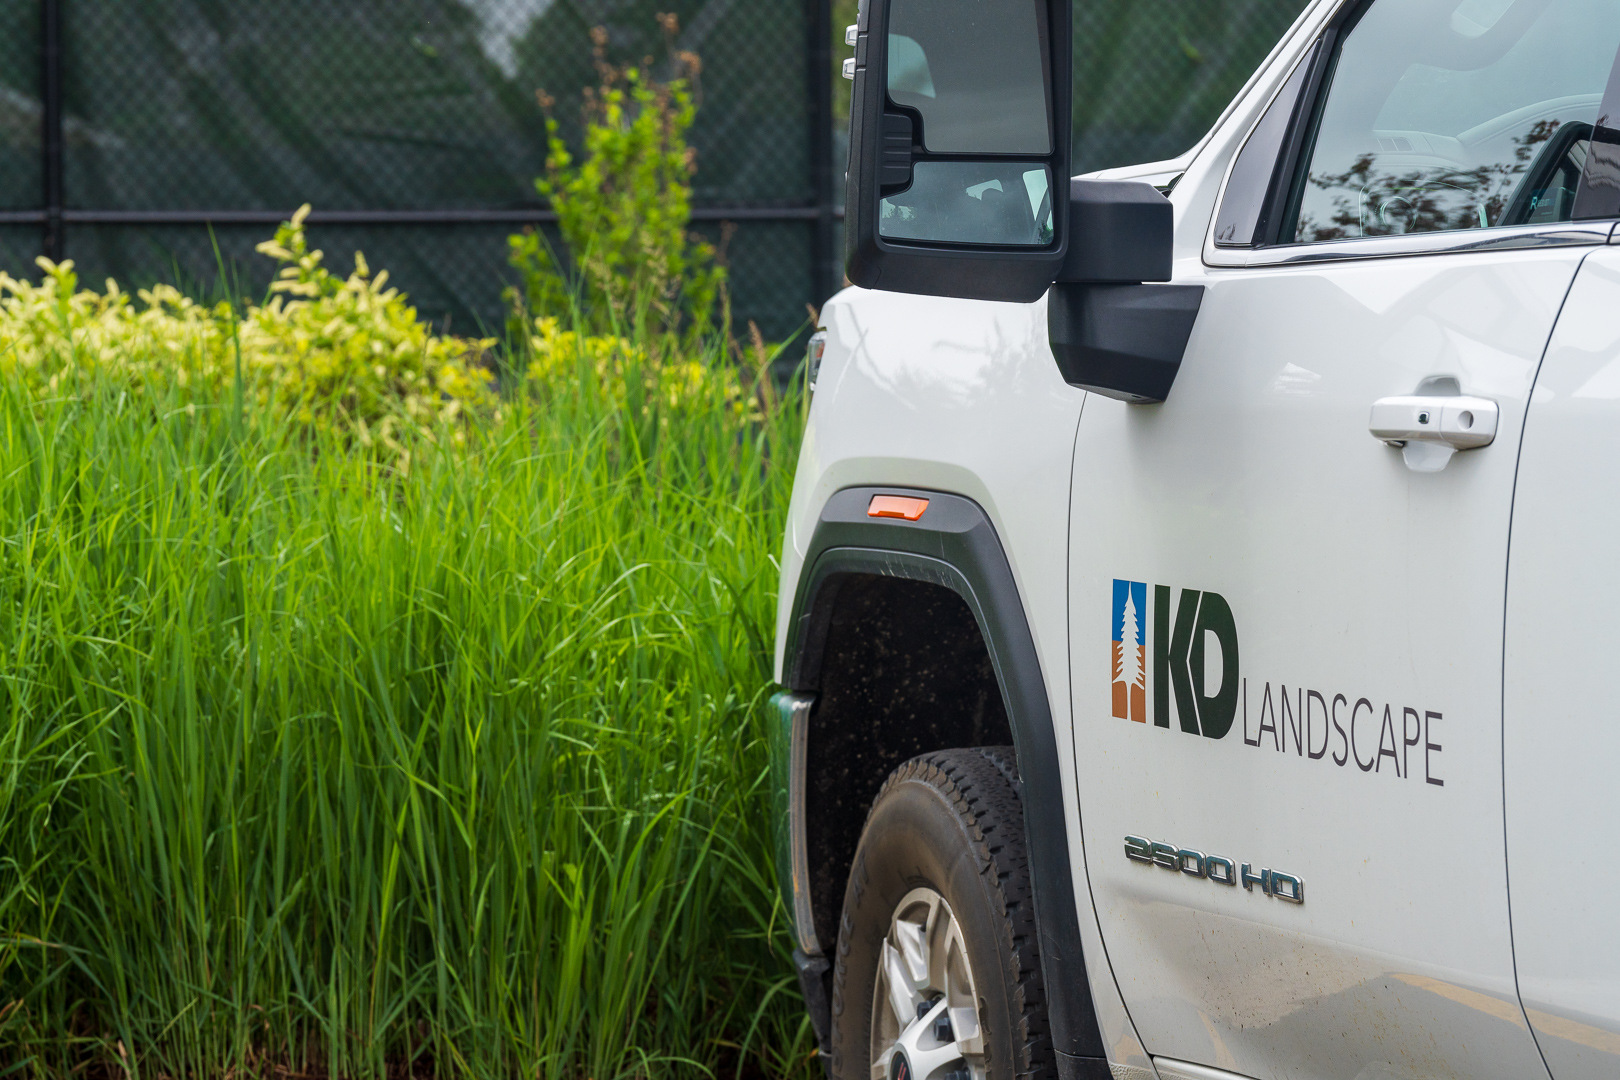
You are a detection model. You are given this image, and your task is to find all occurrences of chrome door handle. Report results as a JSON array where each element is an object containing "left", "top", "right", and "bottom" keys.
[
  {"left": 1369, "top": 391, "right": 1498, "bottom": 473},
  {"left": 1369, "top": 394, "right": 1498, "bottom": 450}
]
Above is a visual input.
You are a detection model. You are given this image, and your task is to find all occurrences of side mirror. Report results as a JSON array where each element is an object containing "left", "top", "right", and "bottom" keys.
[
  {"left": 844, "top": 6, "right": 1204, "bottom": 402},
  {"left": 844, "top": 0, "right": 1072, "bottom": 302}
]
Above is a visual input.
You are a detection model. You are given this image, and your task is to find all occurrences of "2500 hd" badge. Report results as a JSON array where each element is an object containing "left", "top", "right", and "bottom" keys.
[{"left": 1124, "top": 835, "right": 1304, "bottom": 904}]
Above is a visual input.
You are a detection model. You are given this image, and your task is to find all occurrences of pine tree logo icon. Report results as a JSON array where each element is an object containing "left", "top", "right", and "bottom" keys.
[{"left": 1112, "top": 580, "right": 1147, "bottom": 722}]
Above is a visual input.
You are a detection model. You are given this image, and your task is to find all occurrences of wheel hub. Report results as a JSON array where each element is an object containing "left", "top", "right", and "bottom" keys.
[{"left": 869, "top": 887, "right": 986, "bottom": 1080}]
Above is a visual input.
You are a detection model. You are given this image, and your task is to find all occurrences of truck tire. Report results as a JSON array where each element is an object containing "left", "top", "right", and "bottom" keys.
[{"left": 829, "top": 747, "right": 1054, "bottom": 1080}]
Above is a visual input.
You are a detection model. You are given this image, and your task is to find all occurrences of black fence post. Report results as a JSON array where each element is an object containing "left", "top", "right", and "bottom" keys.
[
  {"left": 41, "top": 0, "right": 64, "bottom": 263},
  {"left": 806, "top": 0, "right": 836, "bottom": 316}
]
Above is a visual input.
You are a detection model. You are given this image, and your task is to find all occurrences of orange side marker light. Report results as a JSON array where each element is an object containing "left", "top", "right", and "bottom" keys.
[{"left": 867, "top": 495, "right": 929, "bottom": 521}]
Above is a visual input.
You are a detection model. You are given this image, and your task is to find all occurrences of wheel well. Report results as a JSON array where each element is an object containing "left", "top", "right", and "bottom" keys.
[{"left": 802, "top": 572, "right": 1014, "bottom": 952}]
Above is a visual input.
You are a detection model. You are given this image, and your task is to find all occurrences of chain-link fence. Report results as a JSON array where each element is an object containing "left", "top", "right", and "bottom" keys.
[
  {"left": 0, "top": 0, "right": 1308, "bottom": 344},
  {"left": 1072, "top": 0, "right": 1310, "bottom": 172}
]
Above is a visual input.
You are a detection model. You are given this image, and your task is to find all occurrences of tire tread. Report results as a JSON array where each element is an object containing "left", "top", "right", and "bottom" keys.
[{"left": 829, "top": 746, "right": 1054, "bottom": 1080}]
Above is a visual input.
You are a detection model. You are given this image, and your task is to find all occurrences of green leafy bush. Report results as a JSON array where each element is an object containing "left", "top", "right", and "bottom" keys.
[{"left": 509, "top": 17, "right": 725, "bottom": 347}]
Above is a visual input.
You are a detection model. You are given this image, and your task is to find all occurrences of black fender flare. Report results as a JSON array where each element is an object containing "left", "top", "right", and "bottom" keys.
[{"left": 783, "top": 485, "right": 1107, "bottom": 1078}]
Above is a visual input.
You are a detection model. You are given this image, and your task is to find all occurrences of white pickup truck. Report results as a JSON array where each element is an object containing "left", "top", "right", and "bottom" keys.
[{"left": 767, "top": 1, "right": 1620, "bottom": 1079}]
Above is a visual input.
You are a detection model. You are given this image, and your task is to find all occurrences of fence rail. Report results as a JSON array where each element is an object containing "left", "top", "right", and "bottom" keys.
[{"left": 0, "top": 207, "right": 837, "bottom": 225}]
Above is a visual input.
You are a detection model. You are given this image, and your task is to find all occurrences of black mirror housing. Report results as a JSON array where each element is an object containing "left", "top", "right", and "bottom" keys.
[
  {"left": 1057, "top": 180, "right": 1174, "bottom": 283},
  {"left": 1048, "top": 283, "right": 1204, "bottom": 404},
  {"left": 844, "top": 0, "right": 1072, "bottom": 303}
]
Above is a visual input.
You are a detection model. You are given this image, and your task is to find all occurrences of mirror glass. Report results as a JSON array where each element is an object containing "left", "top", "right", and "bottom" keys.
[
  {"left": 887, "top": 0, "right": 1051, "bottom": 155},
  {"left": 879, "top": 163, "right": 1053, "bottom": 245}
]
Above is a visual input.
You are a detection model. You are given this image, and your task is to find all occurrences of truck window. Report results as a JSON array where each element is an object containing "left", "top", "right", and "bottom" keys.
[{"left": 1290, "top": 0, "right": 1620, "bottom": 242}]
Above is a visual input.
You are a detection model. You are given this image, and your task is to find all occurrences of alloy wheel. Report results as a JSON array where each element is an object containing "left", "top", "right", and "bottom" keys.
[{"left": 869, "top": 886, "right": 986, "bottom": 1080}]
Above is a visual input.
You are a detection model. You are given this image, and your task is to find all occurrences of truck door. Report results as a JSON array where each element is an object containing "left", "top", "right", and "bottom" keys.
[
  {"left": 1504, "top": 245, "right": 1620, "bottom": 1080},
  {"left": 1067, "top": 2, "right": 1620, "bottom": 1078}
]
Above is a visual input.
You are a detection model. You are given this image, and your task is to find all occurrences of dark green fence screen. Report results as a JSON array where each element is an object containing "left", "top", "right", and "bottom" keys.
[{"left": 0, "top": 0, "right": 1308, "bottom": 341}]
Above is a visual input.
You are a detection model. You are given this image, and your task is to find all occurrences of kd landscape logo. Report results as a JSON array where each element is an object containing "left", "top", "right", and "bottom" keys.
[
  {"left": 1111, "top": 579, "right": 1239, "bottom": 738},
  {"left": 1109, "top": 577, "right": 1449, "bottom": 787}
]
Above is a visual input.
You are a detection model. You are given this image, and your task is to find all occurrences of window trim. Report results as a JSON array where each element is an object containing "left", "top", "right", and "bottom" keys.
[
  {"left": 1218, "top": 220, "right": 1615, "bottom": 268},
  {"left": 1259, "top": 30, "right": 1340, "bottom": 247},
  {"left": 1573, "top": 44, "right": 1620, "bottom": 220},
  {"left": 1204, "top": 0, "right": 1620, "bottom": 270},
  {"left": 1211, "top": 43, "right": 1322, "bottom": 248}
]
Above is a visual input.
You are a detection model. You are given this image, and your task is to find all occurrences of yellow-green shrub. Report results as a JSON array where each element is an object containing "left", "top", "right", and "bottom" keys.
[
  {"left": 0, "top": 205, "right": 494, "bottom": 456},
  {"left": 525, "top": 313, "right": 761, "bottom": 419}
]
